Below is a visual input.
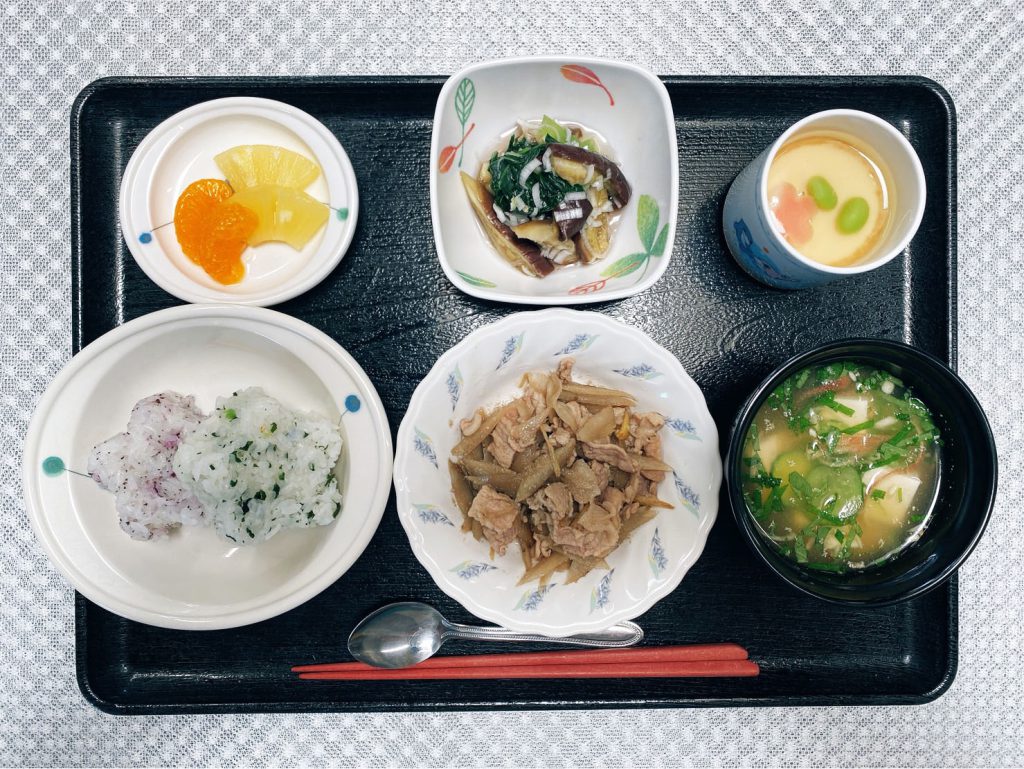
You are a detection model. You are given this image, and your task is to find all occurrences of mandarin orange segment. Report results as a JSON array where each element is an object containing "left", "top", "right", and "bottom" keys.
[
  {"left": 197, "top": 202, "right": 258, "bottom": 284},
  {"left": 173, "top": 179, "right": 255, "bottom": 285}
]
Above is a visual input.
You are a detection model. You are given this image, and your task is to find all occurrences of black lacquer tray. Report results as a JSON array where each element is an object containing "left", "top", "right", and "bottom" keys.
[{"left": 70, "top": 75, "right": 957, "bottom": 714}]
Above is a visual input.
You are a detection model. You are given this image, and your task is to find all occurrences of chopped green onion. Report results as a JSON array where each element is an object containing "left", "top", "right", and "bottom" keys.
[
  {"left": 897, "top": 487, "right": 904, "bottom": 503},
  {"left": 862, "top": 454, "right": 900, "bottom": 472},
  {"left": 871, "top": 489, "right": 886, "bottom": 500},
  {"left": 793, "top": 537, "right": 809, "bottom": 563},
  {"left": 886, "top": 423, "right": 914, "bottom": 446},
  {"left": 814, "top": 390, "right": 855, "bottom": 416},
  {"left": 840, "top": 420, "right": 876, "bottom": 434},
  {"left": 224, "top": 408, "right": 237, "bottom": 420}
]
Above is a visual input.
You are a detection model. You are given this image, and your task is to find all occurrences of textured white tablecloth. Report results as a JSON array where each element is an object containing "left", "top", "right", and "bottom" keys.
[{"left": 1, "top": 1, "right": 1021, "bottom": 766}]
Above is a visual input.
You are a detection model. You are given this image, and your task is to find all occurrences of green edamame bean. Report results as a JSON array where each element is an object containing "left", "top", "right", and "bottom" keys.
[
  {"left": 837, "top": 197, "right": 870, "bottom": 234},
  {"left": 806, "top": 176, "right": 837, "bottom": 211}
]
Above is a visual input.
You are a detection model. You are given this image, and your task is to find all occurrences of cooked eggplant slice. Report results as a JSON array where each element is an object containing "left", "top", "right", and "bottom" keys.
[
  {"left": 513, "top": 219, "right": 579, "bottom": 265},
  {"left": 573, "top": 216, "right": 611, "bottom": 264},
  {"left": 553, "top": 198, "right": 593, "bottom": 240},
  {"left": 547, "top": 143, "right": 632, "bottom": 208},
  {"left": 511, "top": 219, "right": 561, "bottom": 247},
  {"left": 459, "top": 172, "right": 554, "bottom": 277}
]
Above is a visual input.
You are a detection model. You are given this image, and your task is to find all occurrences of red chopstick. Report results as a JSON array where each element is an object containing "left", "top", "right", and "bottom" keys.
[
  {"left": 296, "top": 644, "right": 750, "bottom": 673},
  {"left": 292, "top": 643, "right": 748, "bottom": 674},
  {"left": 292, "top": 644, "right": 758, "bottom": 681},
  {"left": 298, "top": 659, "right": 759, "bottom": 681}
]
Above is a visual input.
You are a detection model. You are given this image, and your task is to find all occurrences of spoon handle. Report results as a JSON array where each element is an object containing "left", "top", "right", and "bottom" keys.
[{"left": 442, "top": 620, "right": 644, "bottom": 647}]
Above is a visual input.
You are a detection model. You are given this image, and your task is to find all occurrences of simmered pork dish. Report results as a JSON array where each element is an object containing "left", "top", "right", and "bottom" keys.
[{"left": 448, "top": 358, "right": 673, "bottom": 585}]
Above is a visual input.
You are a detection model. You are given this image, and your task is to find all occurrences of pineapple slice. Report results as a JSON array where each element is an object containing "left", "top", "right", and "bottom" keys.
[
  {"left": 228, "top": 185, "right": 329, "bottom": 250},
  {"left": 215, "top": 145, "right": 321, "bottom": 191}
]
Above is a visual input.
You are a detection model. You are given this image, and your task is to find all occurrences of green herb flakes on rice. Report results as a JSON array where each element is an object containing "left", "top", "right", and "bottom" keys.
[{"left": 172, "top": 387, "right": 343, "bottom": 543}]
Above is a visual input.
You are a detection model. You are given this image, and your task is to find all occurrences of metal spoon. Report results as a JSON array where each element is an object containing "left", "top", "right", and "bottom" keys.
[{"left": 347, "top": 601, "right": 644, "bottom": 669}]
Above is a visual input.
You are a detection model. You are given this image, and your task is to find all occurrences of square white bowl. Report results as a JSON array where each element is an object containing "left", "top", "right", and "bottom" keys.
[{"left": 430, "top": 57, "right": 678, "bottom": 305}]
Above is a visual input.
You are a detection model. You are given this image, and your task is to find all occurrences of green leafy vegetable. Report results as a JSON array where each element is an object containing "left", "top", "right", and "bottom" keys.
[{"left": 487, "top": 134, "right": 583, "bottom": 216}]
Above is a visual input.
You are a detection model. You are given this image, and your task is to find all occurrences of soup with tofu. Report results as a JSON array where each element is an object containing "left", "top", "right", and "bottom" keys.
[{"left": 741, "top": 361, "right": 941, "bottom": 571}]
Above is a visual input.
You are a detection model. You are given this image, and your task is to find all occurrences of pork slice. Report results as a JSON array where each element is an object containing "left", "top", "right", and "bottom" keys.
[
  {"left": 553, "top": 399, "right": 589, "bottom": 433},
  {"left": 581, "top": 441, "right": 634, "bottom": 472},
  {"left": 630, "top": 412, "right": 665, "bottom": 453},
  {"left": 623, "top": 470, "right": 642, "bottom": 503},
  {"left": 550, "top": 425, "right": 572, "bottom": 447},
  {"left": 644, "top": 433, "right": 663, "bottom": 460},
  {"left": 589, "top": 460, "right": 610, "bottom": 492},
  {"left": 639, "top": 433, "right": 666, "bottom": 482},
  {"left": 551, "top": 500, "right": 621, "bottom": 559},
  {"left": 622, "top": 501, "right": 640, "bottom": 522},
  {"left": 562, "top": 459, "right": 601, "bottom": 504},
  {"left": 486, "top": 429, "right": 516, "bottom": 468},
  {"left": 557, "top": 357, "right": 575, "bottom": 383},
  {"left": 468, "top": 485, "right": 520, "bottom": 555},
  {"left": 600, "top": 486, "right": 626, "bottom": 519},
  {"left": 526, "top": 482, "right": 574, "bottom": 522},
  {"left": 492, "top": 402, "right": 548, "bottom": 457},
  {"left": 459, "top": 408, "right": 484, "bottom": 436}
]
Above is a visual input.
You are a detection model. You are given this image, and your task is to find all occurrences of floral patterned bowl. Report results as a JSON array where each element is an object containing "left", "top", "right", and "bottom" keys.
[
  {"left": 393, "top": 310, "right": 720, "bottom": 635},
  {"left": 429, "top": 57, "right": 678, "bottom": 305}
]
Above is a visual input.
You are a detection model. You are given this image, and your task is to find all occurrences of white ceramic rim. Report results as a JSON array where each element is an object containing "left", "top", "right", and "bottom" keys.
[
  {"left": 119, "top": 97, "right": 359, "bottom": 307},
  {"left": 22, "top": 304, "right": 393, "bottom": 630},
  {"left": 428, "top": 56, "right": 679, "bottom": 305},
  {"left": 394, "top": 308, "right": 720, "bottom": 635},
  {"left": 757, "top": 108, "right": 927, "bottom": 275}
]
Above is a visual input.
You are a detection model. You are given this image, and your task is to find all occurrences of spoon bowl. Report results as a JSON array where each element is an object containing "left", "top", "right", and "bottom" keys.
[{"left": 348, "top": 603, "right": 447, "bottom": 669}]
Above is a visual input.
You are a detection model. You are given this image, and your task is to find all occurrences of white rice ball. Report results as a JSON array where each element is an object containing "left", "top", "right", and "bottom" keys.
[{"left": 172, "top": 387, "right": 343, "bottom": 544}]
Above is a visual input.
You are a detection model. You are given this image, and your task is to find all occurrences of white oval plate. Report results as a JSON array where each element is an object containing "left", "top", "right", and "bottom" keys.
[
  {"left": 23, "top": 305, "right": 392, "bottom": 630},
  {"left": 430, "top": 57, "right": 678, "bottom": 304},
  {"left": 394, "top": 309, "right": 720, "bottom": 636},
  {"left": 120, "top": 97, "right": 358, "bottom": 306}
]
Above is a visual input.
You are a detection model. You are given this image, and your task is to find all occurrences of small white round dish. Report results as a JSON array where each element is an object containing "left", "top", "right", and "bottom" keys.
[
  {"left": 120, "top": 97, "right": 358, "bottom": 306},
  {"left": 394, "top": 309, "right": 720, "bottom": 636},
  {"left": 430, "top": 57, "right": 678, "bottom": 305},
  {"left": 23, "top": 305, "right": 392, "bottom": 630}
]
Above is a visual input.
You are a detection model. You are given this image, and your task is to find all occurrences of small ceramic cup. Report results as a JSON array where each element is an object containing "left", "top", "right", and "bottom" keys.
[{"left": 722, "top": 109, "right": 926, "bottom": 289}]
